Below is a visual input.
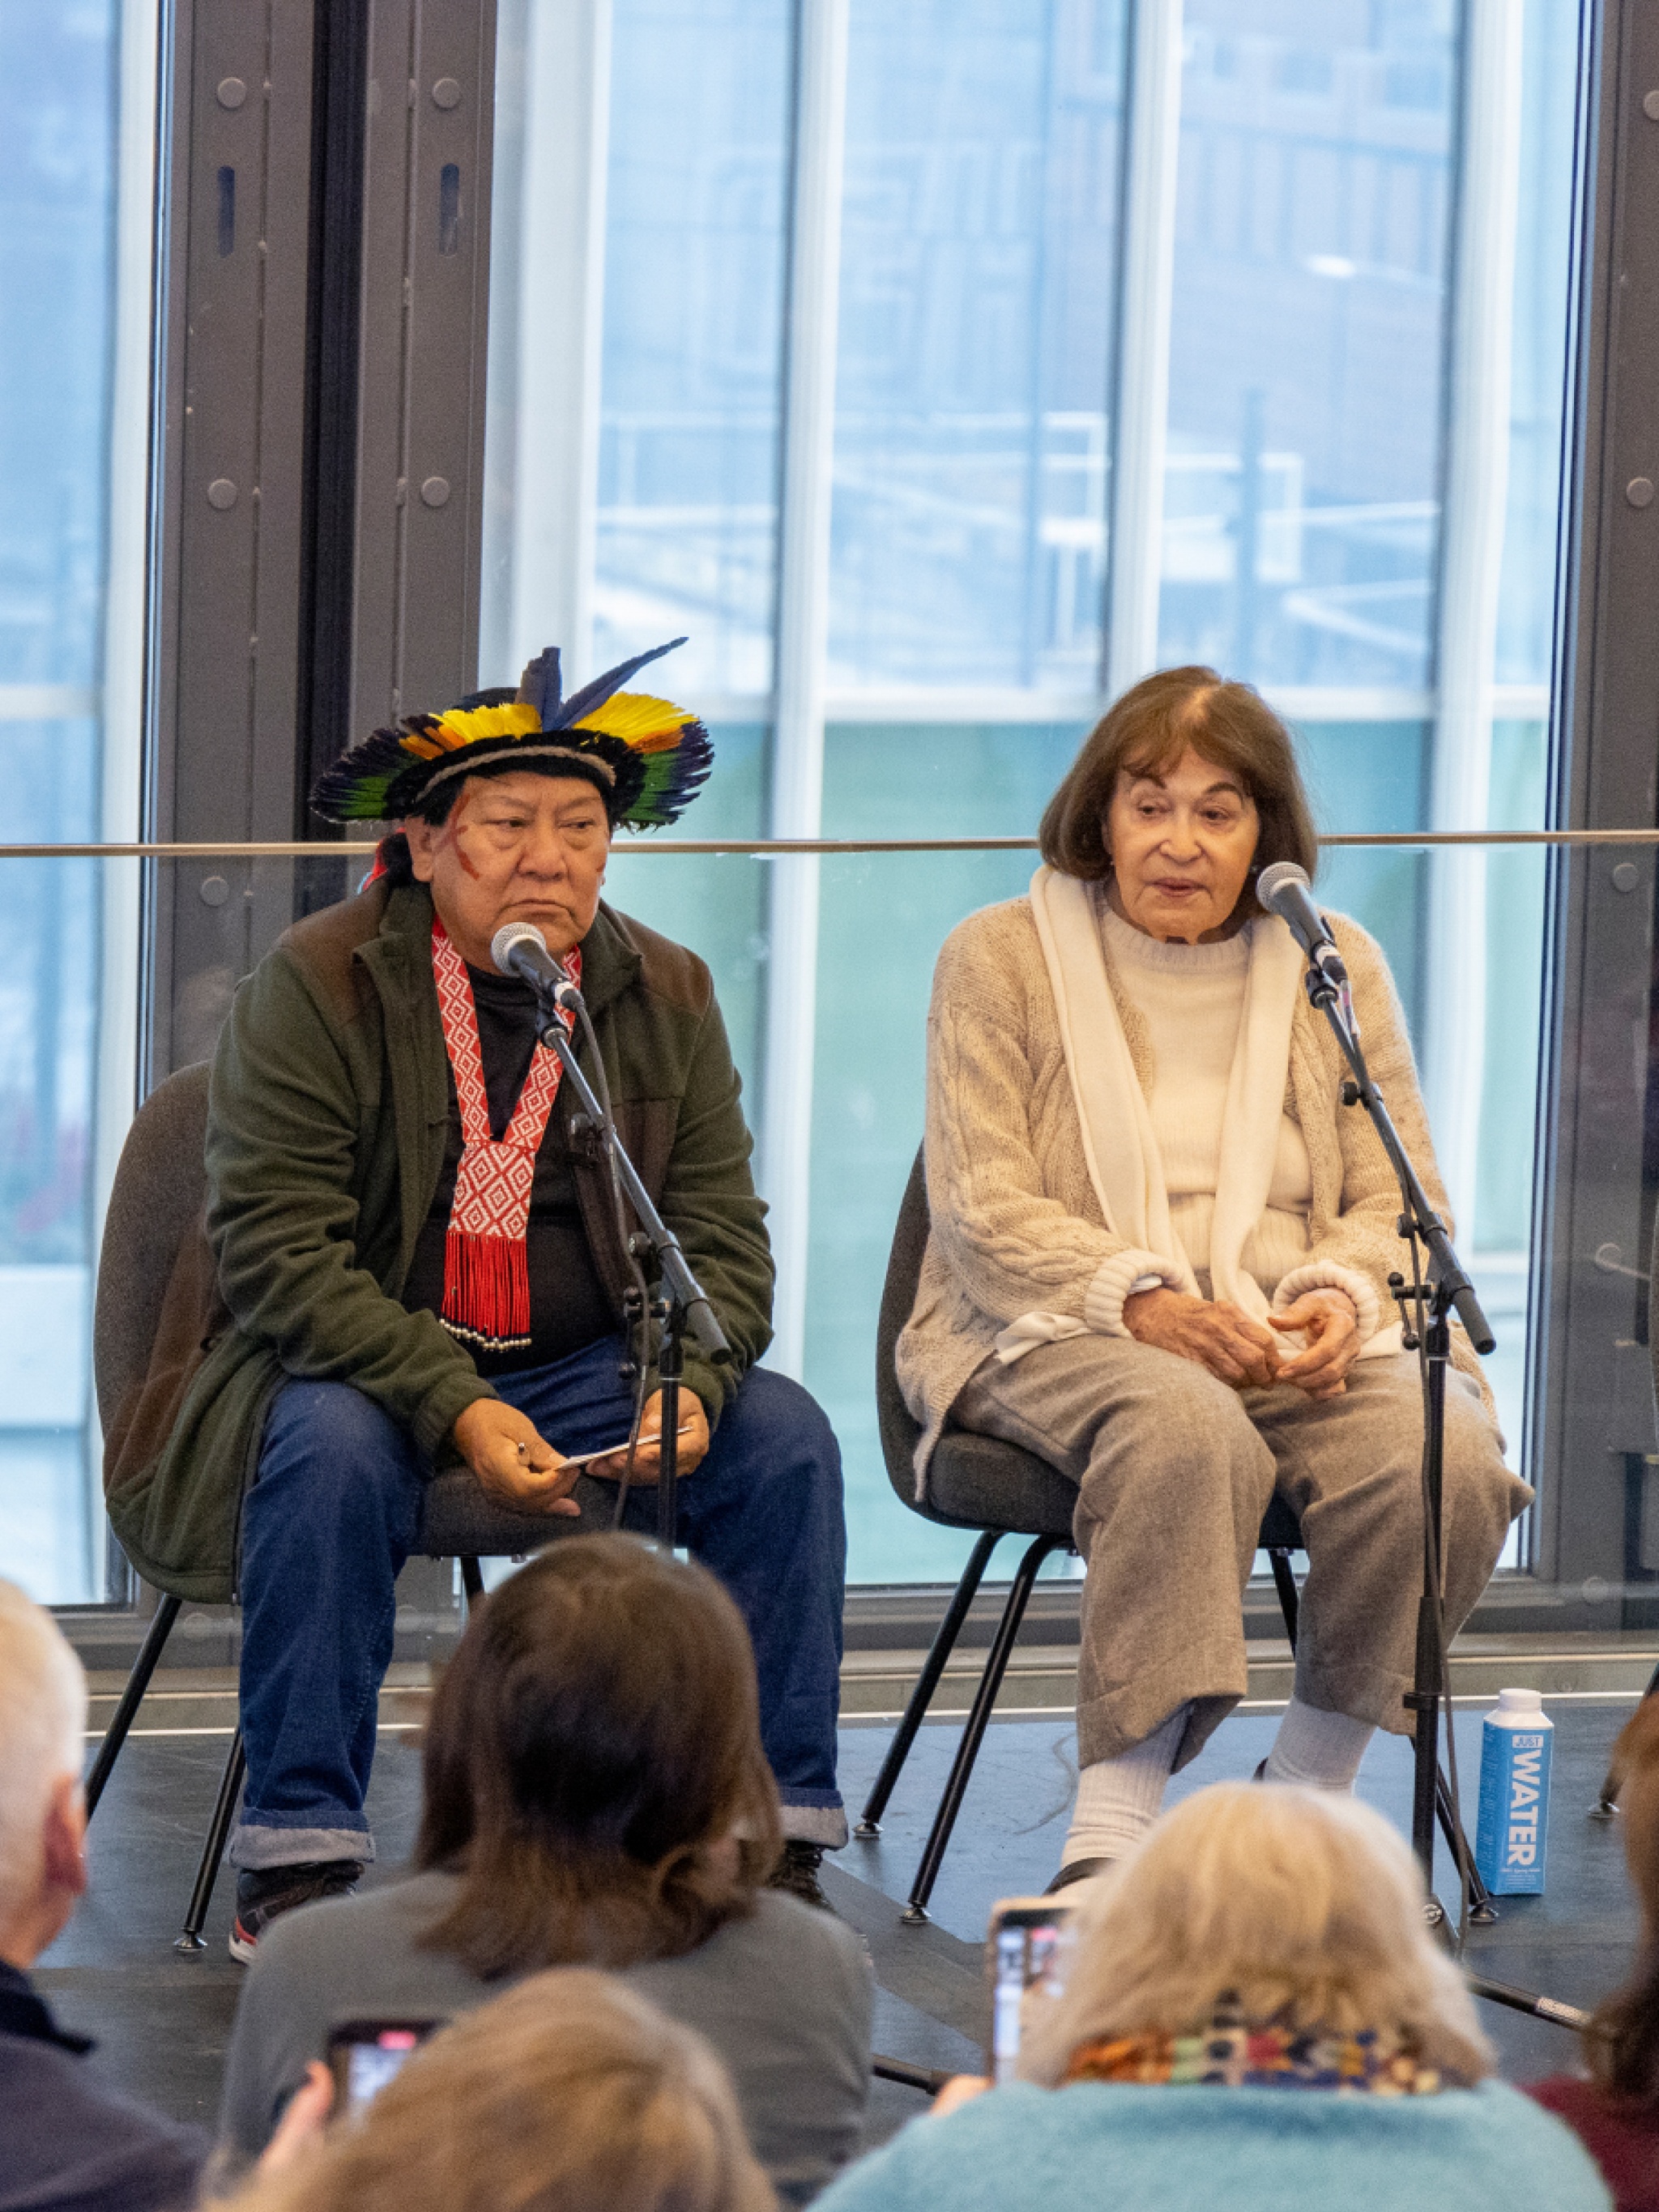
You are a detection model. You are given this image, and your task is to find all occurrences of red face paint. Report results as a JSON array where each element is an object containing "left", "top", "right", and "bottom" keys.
[{"left": 440, "top": 798, "right": 482, "bottom": 878}]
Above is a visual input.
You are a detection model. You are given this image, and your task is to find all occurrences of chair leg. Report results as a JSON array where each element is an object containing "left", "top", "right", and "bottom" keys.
[
  {"left": 857, "top": 1531, "right": 1002, "bottom": 1837},
  {"left": 84, "top": 1592, "right": 183, "bottom": 1820},
  {"left": 1267, "top": 1548, "right": 1299, "bottom": 1654},
  {"left": 459, "top": 1556, "right": 485, "bottom": 1611},
  {"left": 903, "top": 1534, "right": 1068, "bottom": 1924},
  {"left": 174, "top": 1727, "right": 245, "bottom": 1955}
]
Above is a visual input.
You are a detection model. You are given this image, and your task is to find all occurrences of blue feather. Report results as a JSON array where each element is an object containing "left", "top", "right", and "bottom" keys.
[
  {"left": 516, "top": 646, "right": 563, "bottom": 724},
  {"left": 554, "top": 637, "right": 687, "bottom": 729}
]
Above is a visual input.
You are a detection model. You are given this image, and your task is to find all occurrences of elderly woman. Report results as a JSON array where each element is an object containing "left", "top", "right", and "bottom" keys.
[
  {"left": 898, "top": 666, "right": 1529, "bottom": 1886},
  {"left": 812, "top": 1784, "right": 1608, "bottom": 2212}
]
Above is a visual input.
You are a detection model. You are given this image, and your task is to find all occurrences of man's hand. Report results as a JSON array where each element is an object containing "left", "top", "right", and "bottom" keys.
[
  {"left": 1269, "top": 1287, "right": 1363, "bottom": 1400},
  {"left": 1122, "top": 1286, "right": 1282, "bottom": 1389},
  {"left": 587, "top": 1389, "right": 710, "bottom": 1484},
  {"left": 450, "top": 1399, "right": 580, "bottom": 1515}
]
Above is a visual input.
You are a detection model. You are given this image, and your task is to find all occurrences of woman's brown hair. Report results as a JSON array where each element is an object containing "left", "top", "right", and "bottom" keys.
[
  {"left": 217, "top": 1968, "right": 776, "bottom": 2212},
  {"left": 1587, "top": 1697, "right": 1659, "bottom": 2099},
  {"left": 1038, "top": 664, "right": 1320, "bottom": 918},
  {"left": 414, "top": 1535, "right": 783, "bottom": 1980}
]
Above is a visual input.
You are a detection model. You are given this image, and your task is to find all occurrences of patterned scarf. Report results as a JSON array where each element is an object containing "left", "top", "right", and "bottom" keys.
[
  {"left": 1063, "top": 1996, "right": 1454, "bottom": 2097},
  {"left": 430, "top": 918, "right": 579, "bottom": 1352}
]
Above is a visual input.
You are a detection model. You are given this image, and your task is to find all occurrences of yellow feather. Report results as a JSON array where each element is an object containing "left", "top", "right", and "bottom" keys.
[
  {"left": 434, "top": 702, "right": 543, "bottom": 748},
  {"left": 573, "top": 691, "right": 693, "bottom": 745}
]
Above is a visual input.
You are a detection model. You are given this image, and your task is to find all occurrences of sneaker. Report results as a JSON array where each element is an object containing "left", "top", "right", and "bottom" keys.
[
  {"left": 767, "top": 1838, "right": 833, "bottom": 1913},
  {"left": 230, "top": 1860, "right": 363, "bottom": 1962}
]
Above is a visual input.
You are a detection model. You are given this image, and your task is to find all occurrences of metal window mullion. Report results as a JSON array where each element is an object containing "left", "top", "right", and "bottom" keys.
[
  {"left": 352, "top": 0, "right": 498, "bottom": 732},
  {"left": 760, "top": 0, "right": 850, "bottom": 1380},
  {"left": 152, "top": 0, "right": 316, "bottom": 1074},
  {"left": 1104, "top": 0, "right": 1183, "bottom": 696},
  {"left": 90, "top": 0, "right": 164, "bottom": 1594},
  {"left": 1533, "top": 1, "right": 1659, "bottom": 1602},
  {"left": 1424, "top": 0, "right": 1526, "bottom": 1249}
]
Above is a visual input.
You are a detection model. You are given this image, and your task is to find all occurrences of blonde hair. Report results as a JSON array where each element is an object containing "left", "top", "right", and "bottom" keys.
[
  {"left": 220, "top": 1969, "right": 776, "bottom": 2212},
  {"left": 0, "top": 1578, "right": 87, "bottom": 1924},
  {"left": 1021, "top": 1782, "right": 1493, "bottom": 2086}
]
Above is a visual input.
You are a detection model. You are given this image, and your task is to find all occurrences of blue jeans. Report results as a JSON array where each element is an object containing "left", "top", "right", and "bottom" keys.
[{"left": 229, "top": 1338, "right": 847, "bottom": 1870}]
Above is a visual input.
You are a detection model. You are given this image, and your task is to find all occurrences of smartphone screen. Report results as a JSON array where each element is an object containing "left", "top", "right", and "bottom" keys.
[
  {"left": 987, "top": 1900, "right": 1073, "bottom": 2084},
  {"left": 326, "top": 2019, "right": 441, "bottom": 2113}
]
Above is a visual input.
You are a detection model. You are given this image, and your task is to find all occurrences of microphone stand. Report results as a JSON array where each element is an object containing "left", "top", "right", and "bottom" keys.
[
  {"left": 526, "top": 984, "right": 731, "bottom": 1548},
  {"left": 1294, "top": 927, "right": 1590, "bottom": 2039},
  {"left": 1296, "top": 950, "right": 1494, "bottom": 1917}
]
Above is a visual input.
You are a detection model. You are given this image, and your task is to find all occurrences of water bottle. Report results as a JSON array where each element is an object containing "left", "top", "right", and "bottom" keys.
[{"left": 1473, "top": 1687, "right": 1553, "bottom": 1894}]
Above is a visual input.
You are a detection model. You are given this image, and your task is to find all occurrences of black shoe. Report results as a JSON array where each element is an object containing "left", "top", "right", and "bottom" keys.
[
  {"left": 230, "top": 1860, "right": 363, "bottom": 1962},
  {"left": 768, "top": 1839, "right": 833, "bottom": 1913},
  {"left": 1044, "top": 1856, "right": 1111, "bottom": 1895}
]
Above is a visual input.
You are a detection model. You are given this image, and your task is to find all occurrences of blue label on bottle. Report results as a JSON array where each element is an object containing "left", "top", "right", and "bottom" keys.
[{"left": 1473, "top": 1717, "right": 1551, "bottom": 1894}]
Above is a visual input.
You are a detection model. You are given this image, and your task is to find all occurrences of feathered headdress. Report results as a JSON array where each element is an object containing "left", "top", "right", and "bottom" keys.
[{"left": 310, "top": 637, "right": 712, "bottom": 830}]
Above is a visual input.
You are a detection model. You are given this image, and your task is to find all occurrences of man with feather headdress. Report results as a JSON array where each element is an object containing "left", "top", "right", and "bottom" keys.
[{"left": 108, "top": 639, "right": 847, "bottom": 1954}]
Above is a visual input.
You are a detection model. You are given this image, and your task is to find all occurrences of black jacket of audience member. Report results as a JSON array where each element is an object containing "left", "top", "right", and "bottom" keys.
[{"left": 0, "top": 1962, "right": 206, "bottom": 2212}]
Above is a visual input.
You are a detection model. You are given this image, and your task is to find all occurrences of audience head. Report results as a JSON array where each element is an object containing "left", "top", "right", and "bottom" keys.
[
  {"left": 1589, "top": 1697, "right": 1659, "bottom": 2098},
  {"left": 416, "top": 1534, "right": 782, "bottom": 1978},
  {"left": 224, "top": 1968, "right": 776, "bottom": 2212},
  {"left": 1021, "top": 1780, "right": 1493, "bottom": 2086},
  {"left": 1038, "top": 664, "right": 1319, "bottom": 920},
  {"left": 0, "top": 1578, "right": 88, "bottom": 1966}
]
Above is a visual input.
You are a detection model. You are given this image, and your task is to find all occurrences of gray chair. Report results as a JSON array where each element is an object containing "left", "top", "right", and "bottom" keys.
[
  {"left": 85, "top": 1061, "right": 569, "bottom": 1950},
  {"left": 859, "top": 1146, "right": 1311, "bottom": 1921}
]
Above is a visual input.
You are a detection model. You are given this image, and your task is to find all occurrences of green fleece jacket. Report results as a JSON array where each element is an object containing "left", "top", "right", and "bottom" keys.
[{"left": 105, "top": 878, "right": 774, "bottom": 1601}]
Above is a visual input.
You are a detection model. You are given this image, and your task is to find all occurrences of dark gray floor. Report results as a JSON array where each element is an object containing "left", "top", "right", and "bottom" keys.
[{"left": 40, "top": 1702, "right": 1641, "bottom": 2149}]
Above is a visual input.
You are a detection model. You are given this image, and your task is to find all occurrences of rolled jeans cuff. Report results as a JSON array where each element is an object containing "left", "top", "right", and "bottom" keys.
[
  {"left": 229, "top": 1819, "right": 375, "bottom": 1873},
  {"left": 778, "top": 1793, "right": 849, "bottom": 1849}
]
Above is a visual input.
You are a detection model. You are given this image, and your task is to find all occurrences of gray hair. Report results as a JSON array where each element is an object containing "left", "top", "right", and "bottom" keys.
[
  {"left": 1020, "top": 1781, "right": 1493, "bottom": 2086},
  {"left": 0, "top": 1579, "right": 87, "bottom": 1924}
]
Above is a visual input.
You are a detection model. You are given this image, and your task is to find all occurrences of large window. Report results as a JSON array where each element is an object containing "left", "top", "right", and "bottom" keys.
[
  {"left": 6, "top": 0, "right": 1610, "bottom": 1612},
  {"left": 482, "top": 0, "right": 1586, "bottom": 1582},
  {"left": 0, "top": 0, "right": 151, "bottom": 1603}
]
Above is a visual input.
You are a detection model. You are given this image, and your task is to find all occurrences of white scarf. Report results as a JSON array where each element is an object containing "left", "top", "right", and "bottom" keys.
[{"left": 995, "top": 866, "right": 1397, "bottom": 1363}]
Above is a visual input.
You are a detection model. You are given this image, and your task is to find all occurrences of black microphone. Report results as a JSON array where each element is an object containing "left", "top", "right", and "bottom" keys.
[
  {"left": 490, "top": 922, "right": 583, "bottom": 1010},
  {"left": 1256, "top": 860, "right": 1347, "bottom": 985}
]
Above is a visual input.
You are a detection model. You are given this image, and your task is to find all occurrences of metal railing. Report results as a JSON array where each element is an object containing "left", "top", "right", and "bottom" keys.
[{"left": 0, "top": 829, "right": 1657, "bottom": 860}]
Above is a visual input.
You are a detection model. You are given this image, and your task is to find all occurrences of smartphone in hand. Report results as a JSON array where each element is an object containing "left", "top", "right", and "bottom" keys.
[
  {"left": 325, "top": 2018, "right": 443, "bottom": 2115},
  {"left": 986, "top": 1898, "right": 1074, "bottom": 2084}
]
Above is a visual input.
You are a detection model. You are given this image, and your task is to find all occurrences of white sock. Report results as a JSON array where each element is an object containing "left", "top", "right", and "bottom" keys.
[
  {"left": 1063, "top": 1706, "right": 1189, "bottom": 1868},
  {"left": 1265, "top": 1697, "right": 1375, "bottom": 1791}
]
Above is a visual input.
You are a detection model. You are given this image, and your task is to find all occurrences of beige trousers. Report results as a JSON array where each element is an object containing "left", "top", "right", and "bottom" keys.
[{"left": 951, "top": 1337, "right": 1530, "bottom": 1770}]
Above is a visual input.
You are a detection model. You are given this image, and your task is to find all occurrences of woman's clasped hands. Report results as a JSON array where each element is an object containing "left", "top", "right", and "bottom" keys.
[{"left": 1123, "top": 1284, "right": 1361, "bottom": 1399}]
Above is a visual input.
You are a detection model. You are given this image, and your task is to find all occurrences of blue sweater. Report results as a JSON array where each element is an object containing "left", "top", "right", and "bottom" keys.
[{"left": 817, "top": 2077, "right": 1612, "bottom": 2212}]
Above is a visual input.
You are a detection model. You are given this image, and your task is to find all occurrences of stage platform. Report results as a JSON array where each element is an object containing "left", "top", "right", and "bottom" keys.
[{"left": 41, "top": 1690, "right": 1647, "bottom": 2152}]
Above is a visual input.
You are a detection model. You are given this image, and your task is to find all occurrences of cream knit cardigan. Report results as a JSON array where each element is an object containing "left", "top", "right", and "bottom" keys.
[{"left": 897, "top": 890, "right": 1484, "bottom": 1494}]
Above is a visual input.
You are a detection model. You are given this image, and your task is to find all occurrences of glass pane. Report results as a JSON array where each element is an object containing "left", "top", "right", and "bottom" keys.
[
  {"left": 1162, "top": 5, "right": 1456, "bottom": 687},
  {"left": 484, "top": 0, "right": 791, "bottom": 698},
  {"left": 0, "top": 0, "right": 151, "bottom": 1603},
  {"left": 595, "top": 0, "right": 792, "bottom": 692},
  {"left": 830, "top": 0, "right": 1130, "bottom": 690}
]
